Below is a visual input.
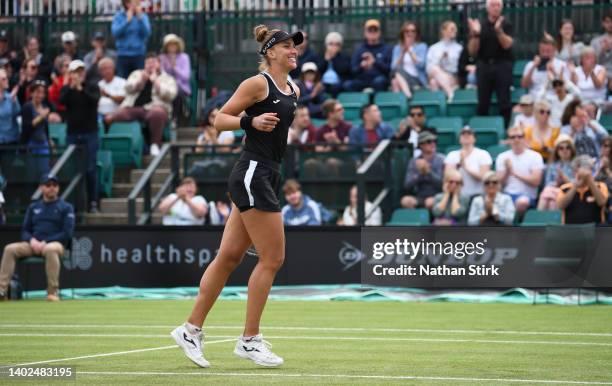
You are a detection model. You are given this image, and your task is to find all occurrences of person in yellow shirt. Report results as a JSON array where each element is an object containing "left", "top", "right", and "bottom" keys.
[{"left": 524, "top": 100, "right": 560, "bottom": 161}]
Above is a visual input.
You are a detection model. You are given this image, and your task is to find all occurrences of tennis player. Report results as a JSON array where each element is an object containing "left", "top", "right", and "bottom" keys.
[{"left": 171, "top": 24, "right": 302, "bottom": 368}]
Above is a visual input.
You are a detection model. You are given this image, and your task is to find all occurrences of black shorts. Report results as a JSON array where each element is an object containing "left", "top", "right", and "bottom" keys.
[{"left": 227, "top": 151, "right": 282, "bottom": 213}]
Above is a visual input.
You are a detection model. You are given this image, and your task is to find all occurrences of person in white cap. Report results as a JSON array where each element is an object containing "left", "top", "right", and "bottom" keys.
[
  {"left": 60, "top": 31, "right": 82, "bottom": 60},
  {"left": 295, "top": 61, "right": 325, "bottom": 118},
  {"left": 59, "top": 59, "right": 101, "bottom": 213}
]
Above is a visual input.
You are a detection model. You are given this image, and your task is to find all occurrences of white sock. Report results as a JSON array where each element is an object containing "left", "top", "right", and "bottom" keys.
[
  {"left": 242, "top": 334, "right": 259, "bottom": 342},
  {"left": 185, "top": 322, "right": 202, "bottom": 335}
]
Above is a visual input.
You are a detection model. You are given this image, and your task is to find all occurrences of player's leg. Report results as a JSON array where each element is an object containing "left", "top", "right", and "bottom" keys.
[{"left": 233, "top": 208, "right": 285, "bottom": 367}]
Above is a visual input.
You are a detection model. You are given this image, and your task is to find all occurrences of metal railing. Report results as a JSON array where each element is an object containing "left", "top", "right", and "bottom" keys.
[{"left": 356, "top": 139, "right": 393, "bottom": 225}]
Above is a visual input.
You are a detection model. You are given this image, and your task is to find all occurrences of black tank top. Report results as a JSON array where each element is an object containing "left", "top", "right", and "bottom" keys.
[{"left": 244, "top": 72, "right": 297, "bottom": 163}]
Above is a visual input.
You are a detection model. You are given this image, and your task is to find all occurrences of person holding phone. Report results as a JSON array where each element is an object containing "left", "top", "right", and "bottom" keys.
[{"left": 521, "top": 37, "right": 570, "bottom": 99}]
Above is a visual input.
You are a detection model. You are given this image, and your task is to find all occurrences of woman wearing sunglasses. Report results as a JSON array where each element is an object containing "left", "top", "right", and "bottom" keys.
[
  {"left": 537, "top": 134, "right": 576, "bottom": 210},
  {"left": 524, "top": 100, "right": 560, "bottom": 161},
  {"left": 467, "top": 171, "right": 516, "bottom": 225}
]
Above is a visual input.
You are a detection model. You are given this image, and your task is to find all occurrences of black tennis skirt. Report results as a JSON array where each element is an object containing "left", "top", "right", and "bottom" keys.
[{"left": 227, "top": 151, "right": 282, "bottom": 213}]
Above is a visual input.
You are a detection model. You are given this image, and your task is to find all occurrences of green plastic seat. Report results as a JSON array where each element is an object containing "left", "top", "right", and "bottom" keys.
[
  {"left": 338, "top": 92, "right": 370, "bottom": 120},
  {"left": 600, "top": 114, "right": 612, "bottom": 133},
  {"left": 311, "top": 118, "right": 326, "bottom": 128},
  {"left": 389, "top": 117, "right": 404, "bottom": 133},
  {"left": 49, "top": 123, "right": 67, "bottom": 147},
  {"left": 374, "top": 91, "right": 407, "bottom": 120},
  {"left": 102, "top": 121, "right": 143, "bottom": 168},
  {"left": 486, "top": 144, "right": 510, "bottom": 168},
  {"left": 428, "top": 116, "right": 463, "bottom": 132},
  {"left": 520, "top": 209, "right": 562, "bottom": 226},
  {"left": 511, "top": 88, "right": 527, "bottom": 104},
  {"left": 447, "top": 89, "right": 478, "bottom": 122},
  {"left": 513, "top": 60, "right": 529, "bottom": 88},
  {"left": 387, "top": 208, "right": 431, "bottom": 226},
  {"left": 410, "top": 90, "right": 446, "bottom": 118},
  {"left": 97, "top": 150, "right": 114, "bottom": 198},
  {"left": 468, "top": 116, "right": 505, "bottom": 148},
  {"left": 436, "top": 128, "right": 459, "bottom": 153}
]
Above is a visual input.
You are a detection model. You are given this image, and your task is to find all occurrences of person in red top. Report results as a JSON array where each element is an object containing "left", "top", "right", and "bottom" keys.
[
  {"left": 315, "top": 98, "right": 351, "bottom": 152},
  {"left": 557, "top": 155, "right": 609, "bottom": 224},
  {"left": 47, "top": 54, "right": 71, "bottom": 117}
]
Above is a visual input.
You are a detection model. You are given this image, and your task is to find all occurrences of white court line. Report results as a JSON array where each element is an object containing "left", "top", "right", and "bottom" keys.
[
  {"left": 76, "top": 371, "right": 612, "bottom": 385},
  {"left": 1, "top": 324, "right": 612, "bottom": 337},
  {"left": 1, "top": 333, "right": 611, "bottom": 347},
  {"left": 0, "top": 338, "right": 235, "bottom": 368}
]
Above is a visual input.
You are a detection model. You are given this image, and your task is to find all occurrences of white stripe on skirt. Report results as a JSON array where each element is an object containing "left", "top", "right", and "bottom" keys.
[{"left": 244, "top": 160, "right": 258, "bottom": 206}]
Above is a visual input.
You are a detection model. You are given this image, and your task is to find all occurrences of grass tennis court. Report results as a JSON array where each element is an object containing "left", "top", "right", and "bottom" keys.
[{"left": 1, "top": 299, "right": 612, "bottom": 385}]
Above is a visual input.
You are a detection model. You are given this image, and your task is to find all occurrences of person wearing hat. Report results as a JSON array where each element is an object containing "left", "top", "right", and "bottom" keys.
[
  {"left": 467, "top": 170, "right": 515, "bottom": 225},
  {"left": 0, "top": 174, "right": 75, "bottom": 302},
  {"left": 343, "top": 19, "right": 392, "bottom": 92},
  {"left": 160, "top": 34, "right": 191, "bottom": 125},
  {"left": 444, "top": 125, "right": 493, "bottom": 198},
  {"left": 511, "top": 94, "right": 536, "bottom": 129},
  {"left": 401, "top": 130, "right": 445, "bottom": 210},
  {"left": 83, "top": 31, "right": 117, "bottom": 76},
  {"left": 537, "top": 134, "right": 576, "bottom": 210},
  {"left": 295, "top": 61, "right": 325, "bottom": 118},
  {"left": 60, "top": 31, "right": 82, "bottom": 61},
  {"left": 112, "top": 0, "right": 151, "bottom": 78},
  {"left": 60, "top": 59, "right": 101, "bottom": 213}
]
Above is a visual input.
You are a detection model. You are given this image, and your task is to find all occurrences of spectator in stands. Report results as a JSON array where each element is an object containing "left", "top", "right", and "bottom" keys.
[
  {"left": 537, "top": 134, "right": 575, "bottom": 210},
  {"left": 160, "top": 177, "right": 208, "bottom": 225},
  {"left": 281, "top": 179, "right": 322, "bottom": 226},
  {"left": 59, "top": 31, "right": 82, "bottom": 61},
  {"left": 570, "top": 47, "right": 607, "bottom": 105},
  {"left": 590, "top": 11, "right": 612, "bottom": 91},
  {"left": 0, "top": 30, "right": 18, "bottom": 75},
  {"left": 317, "top": 31, "right": 351, "bottom": 97},
  {"left": 296, "top": 62, "right": 326, "bottom": 119},
  {"left": 316, "top": 99, "right": 351, "bottom": 152},
  {"left": 595, "top": 137, "right": 612, "bottom": 223},
  {"left": 60, "top": 60, "right": 101, "bottom": 213},
  {"left": 521, "top": 37, "right": 570, "bottom": 99},
  {"left": 537, "top": 78, "right": 580, "bottom": 128},
  {"left": 444, "top": 126, "right": 492, "bottom": 198},
  {"left": 556, "top": 19, "right": 584, "bottom": 65},
  {"left": 468, "top": 0, "right": 514, "bottom": 126},
  {"left": 394, "top": 105, "right": 436, "bottom": 157},
  {"left": 348, "top": 104, "right": 394, "bottom": 148},
  {"left": 288, "top": 105, "right": 317, "bottom": 146},
  {"left": 0, "top": 69, "right": 20, "bottom": 146},
  {"left": 47, "top": 54, "right": 71, "bottom": 118},
  {"left": 426, "top": 20, "right": 462, "bottom": 100},
  {"left": 196, "top": 107, "right": 234, "bottom": 153},
  {"left": 496, "top": 126, "right": 544, "bottom": 216},
  {"left": 511, "top": 94, "right": 536, "bottom": 129},
  {"left": 0, "top": 173, "right": 74, "bottom": 301},
  {"left": 108, "top": 53, "right": 177, "bottom": 156},
  {"left": 431, "top": 169, "right": 469, "bottom": 225},
  {"left": 344, "top": 19, "right": 392, "bottom": 92},
  {"left": 467, "top": 170, "right": 515, "bottom": 225},
  {"left": 458, "top": 38, "right": 477, "bottom": 89},
  {"left": 21, "top": 80, "right": 52, "bottom": 179},
  {"left": 524, "top": 100, "right": 560, "bottom": 161},
  {"left": 19, "top": 36, "right": 51, "bottom": 81},
  {"left": 337, "top": 185, "right": 382, "bottom": 226},
  {"left": 15, "top": 58, "right": 45, "bottom": 105},
  {"left": 561, "top": 101, "right": 606, "bottom": 158},
  {"left": 557, "top": 155, "right": 608, "bottom": 224},
  {"left": 401, "top": 131, "right": 445, "bottom": 210},
  {"left": 289, "top": 30, "right": 318, "bottom": 80},
  {"left": 391, "top": 21, "right": 427, "bottom": 99},
  {"left": 112, "top": 0, "right": 151, "bottom": 78},
  {"left": 83, "top": 31, "right": 117, "bottom": 84},
  {"left": 159, "top": 34, "right": 191, "bottom": 123},
  {"left": 98, "top": 58, "right": 126, "bottom": 123}
]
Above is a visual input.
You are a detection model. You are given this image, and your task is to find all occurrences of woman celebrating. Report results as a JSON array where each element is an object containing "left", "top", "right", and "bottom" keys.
[
  {"left": 172, "top": 25, "right": 302, "bottom": 368},
  {"left": 537, "top": 134, "right": 576, "bottom": 210},
  {"left": 431, "top": 169, "right": 469, "bottom": 225},
  {"left": 426, "top": 20, "right": 462, "bottom": 100},
  {"left": 21, "top": 80, "right": 52, "bottom": 180},
  {"left": 390, "top": 21, "right": 428, "bottom": 99},
  {"left": 556, "top": 19, "right": 584, "bottom": 65},
  {"left": 524, "top": 100, "right": 560, "bottom": 161}
]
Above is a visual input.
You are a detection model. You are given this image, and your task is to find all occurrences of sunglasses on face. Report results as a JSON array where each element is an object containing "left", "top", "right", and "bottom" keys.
[
  {"left": 558, "top": 145, "right": 571, "bottom": 150},
  {"left": 484, "top": 180, "right": 499, "bottom": 185},
  {"left": 410, "top": 112, "right": 424, "bottom": 117},
  {"left": 367, "top": 27, "right": 380, "bottom": 33},
  {"left": 421, "top": 140, "right": 436, "bottom": 145},
  {"left": 539, "top": 110, "right": 551, "bottom": 115},
  {"left": 520, "top": 104, "right": 533, "bottom": 107},
  {"left": 509, "top": 135, "right": 524, "bottom": 140}
]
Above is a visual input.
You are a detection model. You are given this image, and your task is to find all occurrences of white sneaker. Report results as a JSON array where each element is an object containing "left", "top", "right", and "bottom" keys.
[
  {"left": 234, "top": 334, "right": 283, "bottom": 367},
  {"left": 150, "top": 143, "right": 160, "bottom": 156},
  {"left": 171, "top": 324, "right": 210, "bottom": 368}
]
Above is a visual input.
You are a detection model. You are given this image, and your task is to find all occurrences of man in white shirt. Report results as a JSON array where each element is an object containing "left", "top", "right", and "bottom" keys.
[
  {"left": 521, "top": 37, "right": 570, "bottom": 99},
  {"left": 496, "top": 126, "right": 544, "bottom": 216},
  {"left": 511, "top": 94, "right": 536, "bottom": 129},
  {"left": 97, "top": 57, "right": 126, "bottom": 122},
  {"left": 444, "top": 126, "right": 492, "bottom": 197}
]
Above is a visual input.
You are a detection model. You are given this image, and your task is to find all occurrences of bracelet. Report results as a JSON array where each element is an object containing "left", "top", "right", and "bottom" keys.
[{"left": 240, "top": 115, "right": 253, "bottom": 131}]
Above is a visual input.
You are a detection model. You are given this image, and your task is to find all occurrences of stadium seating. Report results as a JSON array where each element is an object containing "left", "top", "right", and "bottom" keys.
[
  {"left": 513, "top": 60, "right": 529, "bottom": 88},
  {"left": 97, "top": 150, "right": 114, "bottom": 198},
  {"left": 410, "top": 90, "right": 446, "bottom": 118},
  {"left": 428, "top": 116, "right": 463, "bottom": 132},
  {"left": 436, "top": 128, "right": 459, "bottom": 154},
  {"left": 374, "top": 91, "right": 407, "bottom": 120},
  {"left": 600, "top": 114, "right": 612, "bottom": 134},
  {"left": 388, "top": 117, "right": 403, "bottom": 133},
  {"left": 387, "top": 208, "right": 430, "bottom": 226},
  {"left": 311, "top": 118, "right": 326, "bottom": 128},
  {"left": 101, "top": 121, "right": 144, "bottom": 168},
  {"left": 49, "top": 123, "right": 67, "bottom": 147},
  {"left": 520, "top": 209, "right": 562, "bottom": 226},
  {"left": 338, "top": 92, "right": 369, "bottom": 120},
  {"left": 486, "top": 144, "right": 510, "bottom": 169},
  {"left": 511, "top": 88, "right": 527, "bottom": 105},
  {"left": 447, "top": 89, "right": 477, "bottom": 122},
  {"left": 468, "top": 116, "right": 505, "bottom": 148}
]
